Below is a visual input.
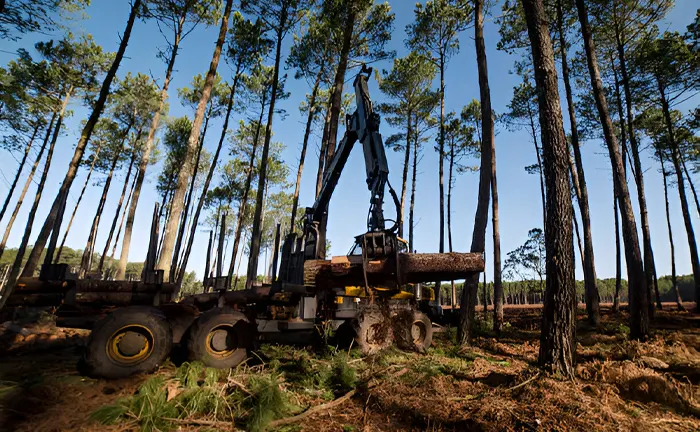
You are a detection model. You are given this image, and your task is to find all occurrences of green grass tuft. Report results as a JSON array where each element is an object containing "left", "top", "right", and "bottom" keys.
[
  {"left": 246, "top": 373, "right": 293, "bottom": 432},
  {"left": 330, "top": 353, "right": 356, "bottom": 394},
  {"left": 89, "top": 400, "right": 129, "bottom": 425}
]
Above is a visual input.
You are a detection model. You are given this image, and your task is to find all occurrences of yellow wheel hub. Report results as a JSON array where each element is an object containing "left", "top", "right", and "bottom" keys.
[
  {"left": 106, "top": 324, "right": 154, "bottom": 365},
  {"left": 205, "top": 325, "right": 237, "bottom": 359}
]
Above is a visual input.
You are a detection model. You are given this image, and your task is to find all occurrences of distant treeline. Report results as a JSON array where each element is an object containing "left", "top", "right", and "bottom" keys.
[
  {"left": 0, "top": 246, "right": 144, "bottom": 280},
  {"left": 437, "top": 275, "right": 695, "bottom": 306}
]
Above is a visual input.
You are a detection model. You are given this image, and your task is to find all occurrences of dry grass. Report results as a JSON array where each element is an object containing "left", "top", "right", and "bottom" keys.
[{"left": 0, "top": 307, "right": 699, "bottom": 431}]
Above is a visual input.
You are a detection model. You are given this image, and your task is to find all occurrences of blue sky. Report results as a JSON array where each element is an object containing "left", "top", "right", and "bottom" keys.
[{"left": 0, "top": 0, "right": 697, "bottom": 282}]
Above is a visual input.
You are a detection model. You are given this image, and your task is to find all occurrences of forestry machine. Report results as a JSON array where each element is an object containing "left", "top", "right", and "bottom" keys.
[{"left": 2, "top": 66, "right": 483, "bottom": 380}]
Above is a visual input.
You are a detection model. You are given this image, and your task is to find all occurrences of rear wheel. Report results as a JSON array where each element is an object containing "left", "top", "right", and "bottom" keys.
[
  {"left": 82, "top": 306, "right": 172, "bottom": 379},
  {"left": 393, "top": 309, "right": 432, "bottom": 352},
  {"left": 186, "top": 308, "right": 251, "bottom": 369}
]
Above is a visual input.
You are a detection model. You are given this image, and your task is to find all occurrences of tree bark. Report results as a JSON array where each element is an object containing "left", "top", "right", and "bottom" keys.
[
  {"left": 98, "top": 146, "right": 137, "bottom": 274},
  {"left": 576, "top": 0, "right": 648, "bottom": 340},
  {"left": 613, "top": 180, "right": 622, "bottom": 312},
  {"left": 616, "top": 34, "right": 659, "bottom": 315},
  {"left": 116, "top": 11, "right": 184, "bottom": 280},
  {"left": 0, "top": 114, "right": 55, "bottom": 261},
  {"left": 409, "top": 115, "right": 419, "bottom": 252},
  {"left": 527, "top": 99, "right": 547, "bottom": 229},
  {"left": 55, "top": 140, "right": 104, "bottom": 263},
  {"left": 315, "top": 96, "right": 333, "bottom": 198},
  {"left": 0, "top": 122, "right": 39, "bottom": 224},
  {"left": 680, "top": 155, "right": 699, "bottom": 218},
  {"left": 19, "top": 0, "right": 141, "bottom": 280},
  {"left": 316, "top": 7, "right": 356, "bottom": 262},
  {"left": 557, "top": 0, "right": 599, "bottom": 325},
  {"left": 245, "top": 7, "right": 289, "bottom": 287},
  {"left": 80, "top": 134, "right": 127, "bottom": 277},
  {"left": 400, "top": 109, "right": 413, "bottom": 240},
  {"left": 658, "top": 77, "right": 700, "bottom": 310},
  {"left": 659, "top": 152, "right": 684, "bottom": 311},
  {"left": 491, "top": 136, "right": 503, "bottom": 334},
  {"left": 228, "top": 96, "right": 266, "bottom": 283},
  {"left": 0, "top": 108, "right": 60, "bottom": 305},
  {"left": 521, "top": 0, "right": 576, "bottom": 377},
  {"left": 171, "top": 103, "right": 213, "bottom": 281},
  {"left": 447, "top": 139, "right": 454, "bottom": 253},
  {"left": 435, "top": 52, "right": 447, "bottom": 305},
  {"left": 291, "top": 71, "right": 322, "bottom": 230},
  {"left": 158, "top": 0, "right": 233, "bottom": 280},
  {"left": 110, "top": 171, "right": 137, "bottom": 266},
  {"left": 177, "top": 72, "right": 241, "bottom": 290},
  {"left": 458, "top": 0, "right": 493, "bottom": 345}
]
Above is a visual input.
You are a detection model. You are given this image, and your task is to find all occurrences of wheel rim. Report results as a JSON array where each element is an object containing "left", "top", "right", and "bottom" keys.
[
  {"left": 205, "top": 324, "right": 238, "bottom": 359},
  {"left": 106, "top": 324, "right": 155, "bottom": 365},
  {"left": 411, "top": 320, "right": 427, "bottom": 346}
]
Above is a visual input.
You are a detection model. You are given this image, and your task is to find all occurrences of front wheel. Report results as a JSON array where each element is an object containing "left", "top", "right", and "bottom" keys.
[
  {"left": 353, "top": 310, "right": 393, "bottom": 355},
  {"left": 82, "top": 306, "right": 172, "bottom": 379},
  {"left": 186, "top": 307, "right": 251, "bottom": 369}
]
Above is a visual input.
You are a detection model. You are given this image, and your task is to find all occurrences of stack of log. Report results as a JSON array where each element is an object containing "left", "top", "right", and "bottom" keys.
[
  {"left": 304, "top": 252, "right": 485, "bottom": 289},
  {"left": 4, "top": 277, "right": 177, "bottom": 308}
]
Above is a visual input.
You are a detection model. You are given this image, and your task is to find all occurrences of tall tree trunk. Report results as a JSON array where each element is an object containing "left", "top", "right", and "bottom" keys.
[
  {"left": 447, "top": 140, "right": 454, "bottom": 252},
  {"left": 527, "top": 101, "right": 547, "bottom": 228},
  {"left": 557, "top": 0, "right": 599, "bottom": 325},
  {"left": 315, "top": 97, "right": 333, "bottom": 198},
  {"left": 613, "top": 180, "right": 622, "bottom": 312},
  {"left": 660, "top": 152, "right": 684, "bottom": 311},
  {"left": 521, "top": 0, "right": 576, "bottom": 377},
  {"left": 458, "top": 0, "right": 493, "bottom": 345},
  {"left": 110, "top": 170, "right": 137, "bottom": 263},
  {"left": 290, "top": 71, "right": 322, "bottom": 230},
  {"left": 80, "top": 137, "right": 126, "bottom": 277},
  {"left": 680, "top": 156, "right": 699, "bottom": 218},
  {"left": 658, "top": 77, "right": 700, "bottom": 310},
  {"left": 159, "top": 0, "right": 233, "bottom": 280},
  {"left": 316, "top": 7, "right": 356, "bottom": 262},
  {"left": 400, "top": 110, "right": 413, "bottom": 239},
  {"left": 228, "top": 98, "right": 266, "bottom": 283},
  {"left": 491, "top": 133, "right": 503, "bottom": 334},
  {"left": 435, "top": 54, "right": 446, "bottom": 305},
  {"left": 576, "top": 0, "right": 648, "bottom": 339},
  {"left": 615, "top": 35, "right": 659, "bottom": 315},
  {"left": 117, "top": 12, "right": 184, "bottom": 280},
  {"left": 0, "top": 114, "right": 55, "bottom": 260},
  {"left": 171, "top": 103, "right": 213, "bottom": 280},
  {"left": 98, "top": 148, "right": 136, "bottom": 274},
  {"left": 177, "top": 71, "right": 240, "bottom": 289},
  {"left": 19, "top": 0, "right": 141, "bottom": 281},
  {"left": 0, "top": 109, "right": 60, "bottom": 305},
  {"left": 611, "top": 53, "right": 626, "bottom": 314},
  {"left": 0, "top": 123, "right": 39, "bottom": 224},
  {"left": 409, "top": 117, "right": 418, "bottom": 252},
  {"left": 245, "top": 11, "right": 288, "bottom": 287},
  {"left": 55, "top": 140, "right": 105, "bottom": 263}
]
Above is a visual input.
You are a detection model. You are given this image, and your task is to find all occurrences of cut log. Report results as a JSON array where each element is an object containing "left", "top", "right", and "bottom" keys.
[
  {"left": 304, "top": 252, "right": 484, "bottom": 289},
  {"left": 5, "top": 293, "right": 66, "bottom": 307}
]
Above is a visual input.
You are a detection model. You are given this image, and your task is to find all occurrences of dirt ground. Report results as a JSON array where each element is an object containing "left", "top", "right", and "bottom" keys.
[{"left": 1, "top": 305, "right": 699, "bottom": 432}]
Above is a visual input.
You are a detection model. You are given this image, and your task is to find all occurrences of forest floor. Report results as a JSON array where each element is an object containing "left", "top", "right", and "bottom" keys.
[{"left": 0, "top": 304, "right": 699, "bottom": 432}]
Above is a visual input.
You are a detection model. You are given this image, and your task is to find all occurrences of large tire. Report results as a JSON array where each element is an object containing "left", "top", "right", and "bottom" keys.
[
  {"left": 411, "top": 311, "right": 433, "bottom": 352},
  {"left": 82, "top": 306, "right": 172, "bottom": 379},
  {"left": 186, "top": 307, "right": 251, "bottom": 369},
  {"left": 353, "top": 310, "right": 393, "bottom": 355}
]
